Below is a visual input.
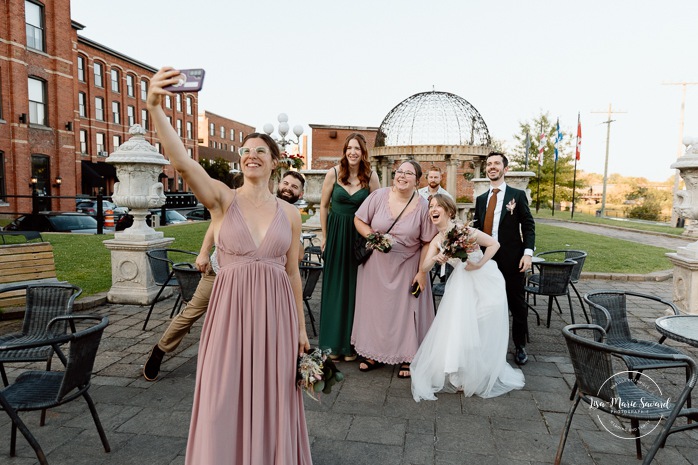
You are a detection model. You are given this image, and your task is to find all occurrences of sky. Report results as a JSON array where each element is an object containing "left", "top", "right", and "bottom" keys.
[{"left": 70, "top": 0, "right": 698, "bottom": 182}]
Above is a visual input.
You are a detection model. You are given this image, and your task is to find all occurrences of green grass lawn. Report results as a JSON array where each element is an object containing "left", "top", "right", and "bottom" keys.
[
  {"left": 533, "top": 208, "right": 684, "bottom": 236},
  {"left": 2, "top": 220, "right": 673, "bottom": 298}
]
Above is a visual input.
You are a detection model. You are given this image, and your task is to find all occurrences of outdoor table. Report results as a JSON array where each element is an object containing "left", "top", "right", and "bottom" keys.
[{"left": 656, "top": 314, "right": 698, "bottom": 347}]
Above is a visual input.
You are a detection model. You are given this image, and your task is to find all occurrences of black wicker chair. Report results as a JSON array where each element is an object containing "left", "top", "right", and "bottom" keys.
[
  {"left": 524, "top": 261, "right": 576, "bottom": 328},
  {"left": 143, "top": 249, "right": 198, "bottom": 330},
  {"left": 582, "top": 290, "right": 689, "bottom": 395},
  {"left": 171, "top": 263, "right": 203, "bottom": 309},
  {"left": 0, "top": 283, "right": 82, "bottom": 389},
  {"left": 528, "top": 250, "right": 589, "bottom": 322},
  {"left": 0, "top": 315, "right": 111, "bottom": 465},
  {"left": 299, "top": 260, "right": 321, "bottom": 336},
  {"left": 556, "top": 324, "right": 698, "bottom": 464}
]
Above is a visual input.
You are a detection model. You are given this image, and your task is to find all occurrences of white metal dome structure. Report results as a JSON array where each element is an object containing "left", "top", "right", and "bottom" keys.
[{"left": 375, "top": 91, "right": 491, "bottom": 147}]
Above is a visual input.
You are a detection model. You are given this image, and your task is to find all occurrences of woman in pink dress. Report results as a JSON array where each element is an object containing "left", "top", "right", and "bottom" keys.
[
  {"left": 147, "top": 67, "right": 312, "bottom": 464},
  {"left": 352, "top": 160, "right": 437, "bottom": 379}
]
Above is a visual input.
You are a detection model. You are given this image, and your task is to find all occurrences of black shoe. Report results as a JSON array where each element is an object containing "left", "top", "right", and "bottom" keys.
[
  {"left": 143, "top": 344, "right": 165, "bottom": 381},
  {"left": 514, "top": 346, "right": 528, "bottom": 366}
]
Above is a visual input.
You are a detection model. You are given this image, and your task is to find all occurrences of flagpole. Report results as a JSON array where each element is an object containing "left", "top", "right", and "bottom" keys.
[
  {"left": 551, "top": 118, "right": 559, "bottom": 217},
  {"left": 571, "top": 112, "right": 580, "bottom": 219},
  {"left": 535, "top": 121, "right": 543, "bottom": 213},
  {"left": 524, "top": 132, "right": 530, "bottom": 170}
]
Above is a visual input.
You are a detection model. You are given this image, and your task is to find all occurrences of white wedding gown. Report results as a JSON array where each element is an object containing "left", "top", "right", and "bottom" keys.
[{"left": 411, "top": 250, "right": 525, "bottom": 401}]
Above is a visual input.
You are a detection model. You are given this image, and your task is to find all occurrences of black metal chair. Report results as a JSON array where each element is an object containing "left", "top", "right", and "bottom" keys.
[
  {"left": 582, "top": 290, "right": 690, "bottom": 400},
  {"left": 299, "top": 260, "right": 321, "bottom": 336},
  {"left": 171, "top": 263, "right": 203, "bottom": 309},
  {"left": 0, "top": 283, "right": 82, "bottom": 389},
  {"left": 556, "top": 324, "right": 698, "bottom": 464},
  {"left": 528, "top": 250, "right": 589, "bottom": 322},
  {"left": 430, "top": 262, "right": 454, "bottom": 311},
  {"left": 524, "top": 261, "right": 576, "bottom": 328},
  {"left": 0, "top": 315, "right": 111, "bottom": 465},
  {"left": 143, "top": 249, "right": 198, "bottom": 330}
]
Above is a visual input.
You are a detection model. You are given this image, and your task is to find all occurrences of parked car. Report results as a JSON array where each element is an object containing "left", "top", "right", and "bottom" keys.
[
  {"left": 76, "top": 200, "right": 128, "bottom": 218},
  {"left": 4, "top": 212, "right": 99, "bottom": 234},
  {"left": 115, "top": 209, "right": 188, "bottom": 231},
  {"left": 185, "top": 208, "right": 211, "bottom": 221}
]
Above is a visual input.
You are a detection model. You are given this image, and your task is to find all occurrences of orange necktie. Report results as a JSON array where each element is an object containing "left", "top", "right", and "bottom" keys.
[{"left": 483, "top": 188, "right": 500, "bottom": 236}]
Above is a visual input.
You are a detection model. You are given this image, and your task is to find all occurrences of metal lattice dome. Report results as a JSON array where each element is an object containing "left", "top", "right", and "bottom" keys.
[{"left": 375, "top": 91, "right": 491, "bottom": 147}]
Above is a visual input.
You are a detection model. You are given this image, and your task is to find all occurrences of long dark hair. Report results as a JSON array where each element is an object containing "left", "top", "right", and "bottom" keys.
[{"left": 338, "top": 132, "right": 371, "bottom": 188}]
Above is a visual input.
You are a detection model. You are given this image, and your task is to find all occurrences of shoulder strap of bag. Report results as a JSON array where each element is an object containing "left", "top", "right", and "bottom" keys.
[{"left": 385, "top": 190, "right": 416, "bottom": 234}]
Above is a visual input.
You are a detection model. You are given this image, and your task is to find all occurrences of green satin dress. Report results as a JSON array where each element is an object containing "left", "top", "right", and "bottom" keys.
[{"left": 318, "top": 173, "right": 369, "bottom": 356}]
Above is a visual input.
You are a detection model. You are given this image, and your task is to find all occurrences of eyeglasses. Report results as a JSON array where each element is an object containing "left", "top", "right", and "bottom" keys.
[
  {"left": 238, "top": 146, "right": 270, "bottom": 156},
  {"left": 395, "top": 169, "right": 416, "bottom": 177}
]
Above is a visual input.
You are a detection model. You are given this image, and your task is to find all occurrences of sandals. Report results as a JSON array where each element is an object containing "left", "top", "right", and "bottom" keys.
[
  {"left": 397, "top": 363, "right": 411, "bottom": 379},
  {"left": 358, "top": 358, "right": 384, "bottom": 372},
  {"left": 343, "top": 352, "right": 358, "bottom": 362}
]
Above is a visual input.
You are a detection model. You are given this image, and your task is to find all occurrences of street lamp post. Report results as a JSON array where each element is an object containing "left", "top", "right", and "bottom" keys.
[{"left": 263, "top": 113, "right": 304, "bottom": 153}]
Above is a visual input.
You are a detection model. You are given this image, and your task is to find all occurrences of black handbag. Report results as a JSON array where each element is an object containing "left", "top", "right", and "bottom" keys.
[{"left": 353, "top": 190, "right": 416, "bottom": 264}]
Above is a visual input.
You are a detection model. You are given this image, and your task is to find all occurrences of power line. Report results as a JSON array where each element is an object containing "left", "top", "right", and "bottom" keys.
[{"left": 591, "top": 103, "right": 627, "bottom": 217}]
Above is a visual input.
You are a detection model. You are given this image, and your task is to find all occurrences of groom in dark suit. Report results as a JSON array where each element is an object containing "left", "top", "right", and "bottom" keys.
[{"left": 474, "top": 152, "right": 535, "bottom": 365}]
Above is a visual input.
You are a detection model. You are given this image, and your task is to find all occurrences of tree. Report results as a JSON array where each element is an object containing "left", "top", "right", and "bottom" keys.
[
  {"left": 199, "top": 157, "right": 236, "bottom": 187},
  {"left": 509, "top": 112, "right": 586, "bottom": 210}
]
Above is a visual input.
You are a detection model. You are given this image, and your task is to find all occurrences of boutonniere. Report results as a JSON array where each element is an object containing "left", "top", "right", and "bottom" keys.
[{"left": 506, "top": 199, "right": 516, "bottom": 215}]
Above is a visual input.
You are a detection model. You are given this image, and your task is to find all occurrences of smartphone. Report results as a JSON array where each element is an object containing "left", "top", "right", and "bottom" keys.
[
  {"left": 163, "top": 68, "right": 205, "bottom": 93},
  {"left": 410, "top": 282, "right": 421, "bottom": 298}
]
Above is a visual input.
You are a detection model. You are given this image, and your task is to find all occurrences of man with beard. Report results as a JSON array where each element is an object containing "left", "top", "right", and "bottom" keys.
[
  {"left": 418, "top": 166, "right": 452, "bottom": 200},
  {"left": 474, "top": 152, "right": 535, "bottom": 366},
  {"left": 143, "top": 171, "right": 305, "bottom": 381}
]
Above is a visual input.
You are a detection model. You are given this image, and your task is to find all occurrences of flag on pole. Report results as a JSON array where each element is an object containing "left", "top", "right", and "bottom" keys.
[
  {"left": 538, "top": 130, "right": 546, "bottom": 166},
  {"left": 554, "top": 118, "right": 562, "bottom": 161},
  {"left": 524, "top": 133, "right": 531, "bottom": 168},
  {"left": 576, "top": 116, "right": 582, "bottom": 161}
]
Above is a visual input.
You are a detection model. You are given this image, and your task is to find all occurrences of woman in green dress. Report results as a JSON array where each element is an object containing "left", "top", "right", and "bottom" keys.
[{"left": 319, "top": 133, "right": 380, "bottom": 360}]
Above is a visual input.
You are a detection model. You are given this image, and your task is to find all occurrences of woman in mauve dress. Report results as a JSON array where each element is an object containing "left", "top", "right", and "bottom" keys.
[
  {"left": 147, "top": 67, "right": 312, "bottom": 465},
  {"left": 352, "top": 160, "right": 437, "bottom": 379}
]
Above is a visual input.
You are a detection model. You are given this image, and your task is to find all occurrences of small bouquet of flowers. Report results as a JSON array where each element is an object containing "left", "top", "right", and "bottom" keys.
[
  {"left": 366, "top": 232, "right": 393, "bottom": 253},
  {"left": 297, "top": 348, "right": 344, "bottom": 401},
  {"left": 441, "top": 222, "right": 477, "bottom": 263}
]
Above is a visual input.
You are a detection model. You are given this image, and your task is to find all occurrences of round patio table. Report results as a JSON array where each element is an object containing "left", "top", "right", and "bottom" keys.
[{"left": 656, "top": 315, "right": 698, "bottom": 348}]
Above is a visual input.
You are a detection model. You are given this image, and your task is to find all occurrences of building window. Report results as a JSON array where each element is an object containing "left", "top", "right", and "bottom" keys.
[
  {"left": 28, "top": 77, "right": 47, "bottom": 125},
  {"left": 167, "top": 116, "right": 172, "bottom": 126},
  {"left": 165, "top": 95, "right": 171, "bottom": 109},
  {"left": 230, "top": 129, "right": 234, "bottom": 140},
  {"left": 126, "top": 75, "right": 135, "bottom": 97},
  {"left": 112, "top": 101, "right": 120, "bottom": 124},
  {"left": 0, "top": 70, "right": 3, "bottom": 120},
  {"left": 79, "top": 130, "right": 88, "bottom": 154},
  {"left": 186, "top": 121, "right": 192, "bottom": 139},
  {"left": 94, "top": 62, "right": 103, "bottom": 87},
  {"left": 186, "top": 96, "right": 193, "bottom": 115},
  {"left": 0, "top": 151, "right": 5, "bottom": 202},
  {"left": 141, "top": 109, "right": 148, "bottom": 130},
  {"left": 240, "top": 132, "right": 243, "bottom": 143},
  {"left": 25, "top": 1, "right": 44, "bottom": 52},
  {"left": 220, "top": 126, "right": 225, "bottom": 138},
  {"left": 95, "top": 97, "right": 104, "bottom": 121},
  {"left": 111, "top": 69, "right": 120, "bottom": 93},
  {"left": 176, "top": 94, "right": 182, "bottom": 112},
  {"left": 113, "top": 135, "right": 121, "bottom": 150},
  {"left": 96, "top": 133, "right": 105, "bottom": 154},
  {"left": 209, "top": 123, "right": 215, "bottom": 136},
  {"left": 127, "top": 106, "right": 135, "bottom": 126},
  {"left": 140, "top": 80, "right": 148, "bottom": 100},
  {"left": 78, "top": 92, "right": 87, "bottom": 117},
  {"left": 155, "top": 142, "right": 161, "bottom": 153},
  {"left": 77, "top": 56, "right": 86, "bottom": 82},
  {"left": 177, "top": 119, "right": 182, "bottom": 136}
]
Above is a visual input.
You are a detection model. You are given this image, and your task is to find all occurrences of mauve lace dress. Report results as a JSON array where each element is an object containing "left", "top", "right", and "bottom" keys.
[{"left": 185, "top": 197, "right": 312, "bottom": 465}]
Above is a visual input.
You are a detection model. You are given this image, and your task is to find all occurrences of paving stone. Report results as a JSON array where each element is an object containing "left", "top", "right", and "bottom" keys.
[
  {"left": 347, "top": 415, "right": 406, "bottom": 446},
  {"left": 305, "top": 410, "right": 354, "bottom": 439},
  {"left": 312, "top": 437, "right": 403, "bottom": 465}
]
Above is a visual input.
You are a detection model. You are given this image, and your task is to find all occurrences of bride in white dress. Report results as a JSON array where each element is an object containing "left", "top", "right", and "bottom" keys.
[{"left": 411, "top": 194, "right": 524, "bottom": 401}]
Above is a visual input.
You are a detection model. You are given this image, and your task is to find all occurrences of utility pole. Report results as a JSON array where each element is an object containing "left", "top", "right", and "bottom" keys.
[
  {"left": 663, "top": 81, "right": 698, "bottom": 227},
  {"left": 591, "top": 104, "right": 626, "bottom": 217}
]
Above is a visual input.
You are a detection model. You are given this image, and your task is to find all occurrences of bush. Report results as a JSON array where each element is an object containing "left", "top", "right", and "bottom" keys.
[{"left": 627, "top": 195, "right": 662, "bottom": 221}]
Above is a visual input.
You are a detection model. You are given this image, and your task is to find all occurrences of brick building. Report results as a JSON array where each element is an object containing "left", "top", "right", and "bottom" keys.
[
  {"left": 198, "top": 111, "right": 255, "bottom": 171},
  {"left": 0, "top": 0, "right": 202, "bottom": 216},
  {"left": 309, "top": 124, "right": 378, "bottom": 170}
]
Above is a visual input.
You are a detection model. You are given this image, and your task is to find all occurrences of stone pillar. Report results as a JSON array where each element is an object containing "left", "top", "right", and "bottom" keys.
[
  {"left": 668, "top": 136, "right": 698, "bottom": 313},
  {"left": 472, "top": 171, "right": 536, "bottom": 205},
  {"left": 299, "top": 169, "right": 327, "bottom": 230},
  {"left": 446, "top": 159, "right": 458, "bottom": 198},
  {"left": 102, "top": 125, "right": 173, "bottom": 305}
]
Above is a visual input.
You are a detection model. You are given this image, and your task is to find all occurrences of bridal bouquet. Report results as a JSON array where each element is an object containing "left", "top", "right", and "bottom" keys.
[
  {"left": 297, "top": 348, "right": 344, "bottom": 401},
  {"left": 441, "top": 222, "right": 477, "bottom": 263},
  {"left": 366, "top": 232, "right": 393, "bottom": 253}
]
